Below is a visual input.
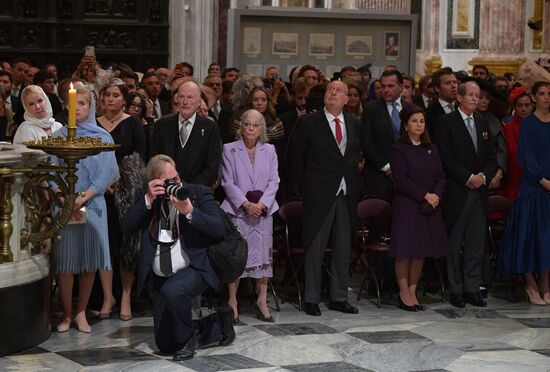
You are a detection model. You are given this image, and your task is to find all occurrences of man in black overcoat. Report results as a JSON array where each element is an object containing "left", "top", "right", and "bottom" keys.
[
  {"left": 292, "top": 80, "right": 361, "bottom": 316},
  {"left": 150, "top": 81, "right": 222, "bottom": 188},
  {"left": 434, "top": 81, "right": 497, "bottom": 308}
]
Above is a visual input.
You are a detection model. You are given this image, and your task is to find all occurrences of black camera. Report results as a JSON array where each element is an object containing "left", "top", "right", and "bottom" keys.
[{"left": 164, "top": 180, "right": 189, "bottom": 200}]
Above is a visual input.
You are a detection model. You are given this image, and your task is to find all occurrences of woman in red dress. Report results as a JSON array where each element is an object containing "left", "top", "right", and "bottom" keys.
[{"left": 500, "top": 87, "right": 533, "bottom": 201}]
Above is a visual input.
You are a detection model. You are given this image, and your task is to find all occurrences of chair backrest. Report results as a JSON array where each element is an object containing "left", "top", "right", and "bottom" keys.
[
  {"left": 278, "top": 200, "right": 304, "bottom": 223},
  {"left": 357, "top": 198, "right": 392, "bottom": 221},
  {"left": 488, "top": 195, "right": 512, "bottom": 215}
]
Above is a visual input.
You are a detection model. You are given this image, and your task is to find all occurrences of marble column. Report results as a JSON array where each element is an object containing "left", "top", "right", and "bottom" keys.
[
  {"left": 422, "top": 0, "right": 442, "bottom": 74},
  {"left": 468, "top": 0, "right": 526, "bottom": 76},
  {"left": 169, "top": 0, "right": 217, "bottom": 80},
  {"left": 542, "top": 0, "right": 550, "bottom": 56},
  {"left": 355, "top": 0, "right": 410, "bottom": 13}
]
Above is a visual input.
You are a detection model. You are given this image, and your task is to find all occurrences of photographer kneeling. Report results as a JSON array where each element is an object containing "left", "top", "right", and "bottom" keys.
[{"left": 120, "top": 154, "right": 233, "bottom": 361}]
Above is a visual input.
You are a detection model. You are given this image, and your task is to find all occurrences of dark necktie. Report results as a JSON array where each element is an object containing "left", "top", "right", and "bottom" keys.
[
  {"left": 391, "top": 101, "right": 400, "bottom": 137},
  {"left": 159, "top": 202, "right": 173, "bottom": 276},
  {"left": 334, "top": 117, "right": 342, "bottom": 145}
]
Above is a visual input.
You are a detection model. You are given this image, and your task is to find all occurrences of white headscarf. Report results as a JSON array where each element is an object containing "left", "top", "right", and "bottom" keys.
[{"left": 21, "top": 85, "right": 56, "bottom": 129}]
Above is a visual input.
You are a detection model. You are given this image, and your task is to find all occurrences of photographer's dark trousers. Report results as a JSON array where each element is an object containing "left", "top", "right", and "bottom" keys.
[{"left": 154, "top": 268, "right": 209, "bottom": 354}]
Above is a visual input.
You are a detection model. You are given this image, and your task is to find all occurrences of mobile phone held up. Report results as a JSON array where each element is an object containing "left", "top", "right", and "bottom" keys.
[{"left": 84, "top": 45, "right": 95, "bottom": 56}]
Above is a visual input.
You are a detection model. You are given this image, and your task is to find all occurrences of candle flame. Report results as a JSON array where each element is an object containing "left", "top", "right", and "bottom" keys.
[{"left": 70, "top": 82, "right": 74, "bottom": 89}]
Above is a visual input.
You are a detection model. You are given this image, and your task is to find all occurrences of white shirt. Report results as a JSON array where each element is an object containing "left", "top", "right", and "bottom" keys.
[
  {"left": 154, "top": 99, "right": 163, "bottom": 118},
  {"left": 178, "top": 112, "right": 197, "bottom": 148},
  {"left": 144, "top": 196, "right": 190, "bottom": 277},
  {"left": 324, "top": 109, "right": 347, "bottom": 196},
  {"left": 439, "top": 98, "right": 455, "bottom": 114},
  {"left": 421, "top": 94, "right": 430, "bottom": 108}
]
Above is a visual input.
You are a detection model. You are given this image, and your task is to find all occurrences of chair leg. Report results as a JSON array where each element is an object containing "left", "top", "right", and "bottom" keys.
[
  {"left": 434, "top": 258, "right": 446, "bottom": 303},
  {"left": 369, "top": 266, "right": 381, "bottom": 308},
  {"left": 269, "top": 279, "right": 280, "bottom": 312},
  {"left": 287, "top": 257, "right": 304, "bottom": 311}
]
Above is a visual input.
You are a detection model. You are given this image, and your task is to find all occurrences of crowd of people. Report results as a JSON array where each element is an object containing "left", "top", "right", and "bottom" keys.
[{"left": 1, "top": 54, "right": 550, "bottom": 361}]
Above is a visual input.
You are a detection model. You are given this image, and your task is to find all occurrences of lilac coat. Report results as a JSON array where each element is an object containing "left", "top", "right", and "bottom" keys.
[{"left": 221, "top": 139, "right": 280, "bottom": 216}]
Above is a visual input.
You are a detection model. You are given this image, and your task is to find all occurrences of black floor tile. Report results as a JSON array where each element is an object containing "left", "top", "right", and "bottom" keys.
[
  {"left": 57, "top": 346, "right": 158, "bottom": 366},
  {"left": 435, "top": 309, "right": 505, "bottom": 319},
  {"left": 254, "top": 322, "right": 338, "bottom": 336},
  {"left": 176, "top": 353, "right": 271, "bottom": 371},
  {"left": 14, "top": 346, "right": 49, "bottom": 355},
  {"left": 512, "top": 318, "right": 550, "bottom": 328},
  {"left": 349, "top": 330, "right": 432, "bottom": 344},
  {"left": 532, "top": 349, "right": 550, "bottom": 357}
]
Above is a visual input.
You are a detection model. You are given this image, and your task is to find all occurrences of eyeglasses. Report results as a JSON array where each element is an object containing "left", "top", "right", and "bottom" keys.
[
  {"left": 243, "top": 121, "right": 262, "bottom": 129},
  {"left": 129, "top": 104, "right": 142, "bottom": 110}
]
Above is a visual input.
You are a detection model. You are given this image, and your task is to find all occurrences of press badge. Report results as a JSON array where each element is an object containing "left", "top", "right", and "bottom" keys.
[{"left": 159, "top": 229, "right": 173, "bottom": 243}]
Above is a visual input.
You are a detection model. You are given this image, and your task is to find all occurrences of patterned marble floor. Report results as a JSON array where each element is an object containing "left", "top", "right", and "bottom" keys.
[{"left": 2, "top": 294, "right": 550, "bottom": 372}]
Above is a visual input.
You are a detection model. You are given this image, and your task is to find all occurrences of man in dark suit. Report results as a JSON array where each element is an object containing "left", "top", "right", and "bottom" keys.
[
  {"left": 426, "top": 67, "right": 458, "bottom": 139},
  {"left": 413, "top": 74, "right": 434, "bottom": 110},
  {"left": 292, "top": 80, "right": 361, "bottom": 316},
  {"left": 435, "top": 81, "right": 497, "bottom": 308},
  {"left": 143, "top": 71, "right": 170, "bottom": 119},
  {"left": 362, "top": 69, "right": 411, "bottom": 201},
  {"left": 120, "top": 155, "right": 233, "bottom": 361},
  {"left": 151, "top": 81, "right": 222, "bottom": 188}
]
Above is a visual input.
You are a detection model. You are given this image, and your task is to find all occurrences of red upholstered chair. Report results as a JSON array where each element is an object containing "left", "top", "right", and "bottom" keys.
[
  {"left": 278, "top": 200, "right": 305, "bottom": 311},
  {"left": 356, "top": 198, "right": 392, "bottom": 308}
]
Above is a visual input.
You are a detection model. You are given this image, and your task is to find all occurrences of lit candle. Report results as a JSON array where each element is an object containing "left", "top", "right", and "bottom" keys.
[{"left": 68, "top": 83, "right": 76, "bottom": 129}]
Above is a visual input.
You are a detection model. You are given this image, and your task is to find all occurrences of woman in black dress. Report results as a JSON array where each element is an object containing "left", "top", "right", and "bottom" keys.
[
  {"left": 97, "top": 78, "right": 147, "bottom": 320},
  {"left": 389, "top": 105, "right": 448, "bottom": 311}
]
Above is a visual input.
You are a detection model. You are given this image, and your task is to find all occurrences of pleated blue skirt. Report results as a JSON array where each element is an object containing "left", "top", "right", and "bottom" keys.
[
  {"left": 499, "top": 185, "right": 550, "bottom": 274},
  {"left": 53, "top": 196, "right": 112, "bottom": 274}
]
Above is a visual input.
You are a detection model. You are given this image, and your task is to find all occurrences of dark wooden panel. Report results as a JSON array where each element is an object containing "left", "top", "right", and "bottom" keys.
[{"left": 0, "top": 0, "right": 169, "bottom": 75}]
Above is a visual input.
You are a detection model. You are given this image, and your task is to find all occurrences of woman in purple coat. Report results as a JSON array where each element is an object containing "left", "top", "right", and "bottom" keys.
[
  {"left": 221, "top": 109, "right": 280, "bottom": 323},
  {"left": 389, "top": 105, "right": 448, "bottom": 311}
]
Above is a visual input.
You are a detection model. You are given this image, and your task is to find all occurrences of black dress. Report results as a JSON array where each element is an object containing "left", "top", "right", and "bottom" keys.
[{"left": 99, "top": 116, "right": 147, "bottom": 270}]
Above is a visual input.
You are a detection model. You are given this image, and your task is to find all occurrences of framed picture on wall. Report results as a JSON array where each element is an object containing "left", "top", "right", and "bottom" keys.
[
  {"left": 243, "top": 27, "right": 262, "bottom": 56},
  {"left": 309, "top": 33, "right": 335, "bottom": 57},
  {"left": 451, "top": 0, "right": 475, "bottom": 39},
  {"left": 272, "top": 33, "right": 298, "bottom": 56},
  {"left": 345, "top": 35, "right": 373, "bottom": 56},
  {"left": 384, "top": 31, "right": 400, "bottom": 59}
]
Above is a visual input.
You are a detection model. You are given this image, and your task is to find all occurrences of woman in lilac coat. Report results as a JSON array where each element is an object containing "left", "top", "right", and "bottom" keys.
[
  {"left": 221, "top": 109, "right": 280, "bottom": 323},
  {"left": 389, "top": 105, "right": 448, "bottom": 312}
]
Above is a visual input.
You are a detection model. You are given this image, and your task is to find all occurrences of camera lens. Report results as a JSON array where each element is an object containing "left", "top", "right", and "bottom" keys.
[{"left": 164, "top": 180, "right": 190, "bottom": 200}]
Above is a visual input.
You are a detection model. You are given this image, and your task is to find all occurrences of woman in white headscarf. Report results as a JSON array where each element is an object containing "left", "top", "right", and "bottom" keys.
[{"left": 12, "top": 85, "right": 63, "bottom": 144}]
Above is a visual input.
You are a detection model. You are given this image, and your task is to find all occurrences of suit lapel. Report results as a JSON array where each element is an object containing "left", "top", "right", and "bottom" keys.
[
  {"left": 453, "top": 111, "right": 476, "bottom": 154},
  {"left": 378, "top": 100, "right": 395, "bottom": 140},
  {"left": 253, "top": 142, "right": 267, "bottom": 186},
  {"left": 166, "top": 115, "right": 179, "bottom": 158},
  {"left": 184, "top": 118, "right": 204, "bottom": 172},
  {"left": 343, "top": 112, "right": 354, "bottom": 158},
  {"left": 236, "top": 140, "right": 254, "bottom": 183},
  {"left": 318, "top": 111, "right": 343, "bottom": 155}
]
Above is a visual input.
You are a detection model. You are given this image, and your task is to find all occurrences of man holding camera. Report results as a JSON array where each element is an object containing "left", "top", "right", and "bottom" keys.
[{"left": 120, "top": 155, "right": 233, "bottom": 361}]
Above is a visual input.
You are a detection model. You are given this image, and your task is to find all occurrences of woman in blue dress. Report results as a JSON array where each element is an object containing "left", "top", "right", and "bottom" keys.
[
  {"left": 53, "top": 87, "right": 119, "bottom": 332},
  {"left": 499, "top": 81, "right": 550, "bottom": 305}
]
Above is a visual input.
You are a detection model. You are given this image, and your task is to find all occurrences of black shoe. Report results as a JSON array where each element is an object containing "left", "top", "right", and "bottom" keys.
[
  {"left": 414, "top": 304, "right": 425, "bottom": 311},
  {"left": 397, "top": 295, "right": 418, "bottom": 312},
  {"left": 217, "top": 307, "right": 236, "bottom": 347},
  {"left": 255, "top": 304, "right": 275, "bottom": 323},
  {"left": 173, "top": 332, "right": 197, "bottom": 362},
  {"left": 449, "top": 293, "right": 465, "bottom": 308},
  {"left": 304, "top": 302, "right": 321, "bottom": 316},
  {"left": 327, "top": 301, "right": 359, "bottom": 314},
  {"left": 464, "top": 292, "right": 487, "bottom": 307},
  {"left": 479, "top": 286, "right": 488, "bottom": 299}
]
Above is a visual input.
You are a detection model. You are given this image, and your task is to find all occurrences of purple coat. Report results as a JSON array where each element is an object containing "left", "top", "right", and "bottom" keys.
[
  {"left": 389, "top": 142, "right": 449, "bottom": 259},
  {"left": 221, "top": 139, "right": 280, "bottom": 217}
]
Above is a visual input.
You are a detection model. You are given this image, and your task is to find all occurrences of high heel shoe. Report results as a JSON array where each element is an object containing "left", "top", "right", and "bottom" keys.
[
  {"left": 398, "top": 295, "right": 418, "bottom": 312},
  {"left": 56, "top": 319, "right": 71, "bottom": 333},
  {"left": 97, "top": 297, "right": 116, "bottom": 319},
  {"left": 525, "top": 288, "right": 546, "bottom": 306},
  {"left": 542, "top": 292, "right": 550, "bottom": 305},
  {"left": 255, "top": 304, "right": 275, "bottom": 323}
]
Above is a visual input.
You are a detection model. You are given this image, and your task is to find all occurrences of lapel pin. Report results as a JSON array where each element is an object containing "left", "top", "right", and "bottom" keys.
[
  {"left": 428, "top": 149, "right": 432, "bottom": 155},
  {"left": 482, "top": 131, "right": 488, "bottom": 140},
  {"left": 201, "top": 128, "right": 205, "bottom": 136}
]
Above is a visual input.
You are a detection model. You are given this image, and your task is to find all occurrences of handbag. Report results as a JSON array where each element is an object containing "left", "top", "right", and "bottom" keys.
[
  {"left": 208, "top": 208, "right": 248, "bottom": 283},
  {"left": 245, "top": 190, "right": 267, "bottom": 217}
]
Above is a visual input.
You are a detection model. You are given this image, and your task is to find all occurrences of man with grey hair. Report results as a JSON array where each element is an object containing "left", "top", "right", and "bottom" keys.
[
  {"left": 292, "top": 80, "right": 361, "bottom": 316},
  {"left": 435, "top": 81, "right": 497, "bottom": 308},
  {"left": 150, "top": 80, "right": 222, "bottom": 188},
  {"left": 121, "top": 154, "right": 234, "bottom": 361}
]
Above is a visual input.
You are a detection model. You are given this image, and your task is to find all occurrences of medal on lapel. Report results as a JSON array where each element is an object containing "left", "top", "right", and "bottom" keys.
[{"left": 482, "top": 131, "right": 488, "bottom": 140}]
